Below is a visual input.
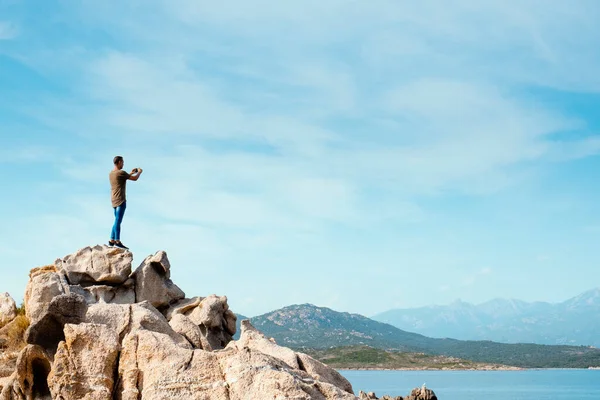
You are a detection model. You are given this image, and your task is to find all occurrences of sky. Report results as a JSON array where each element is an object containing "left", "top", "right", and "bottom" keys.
[{"left": 1, "top": 0, "right": 600, "bottom": 318}]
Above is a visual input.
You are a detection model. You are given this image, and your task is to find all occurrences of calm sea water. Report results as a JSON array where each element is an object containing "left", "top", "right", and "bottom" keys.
[{"left": 339, "top": 369, "right": 600, "bottom": 400}]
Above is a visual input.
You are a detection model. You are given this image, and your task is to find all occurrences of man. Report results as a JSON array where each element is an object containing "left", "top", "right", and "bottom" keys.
[{"left": 109, "top": 156, "right": 142, "bottom": 249}]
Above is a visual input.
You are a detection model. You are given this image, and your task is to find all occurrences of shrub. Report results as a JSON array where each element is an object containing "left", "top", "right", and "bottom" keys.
[
  {"left": 0, "top": 315, "right": 29, "bottom": 351},
  {"left": 15, "top": 302, "right": 26, "bottom": 316}
]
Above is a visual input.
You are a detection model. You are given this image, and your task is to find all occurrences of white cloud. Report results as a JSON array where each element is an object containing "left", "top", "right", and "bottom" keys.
[{"left": 3, "top": 0, "right": 600, "bottom": 315}]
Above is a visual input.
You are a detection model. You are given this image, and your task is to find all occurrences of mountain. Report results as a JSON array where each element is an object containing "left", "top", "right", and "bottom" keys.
[
  {"left": 239, "top": 303, "right": 600, "bottom": 368},
  {"left": 248, "top": 303, "right": 427, "bottom": 351},
  {"left": 372, "top": 288, "right": 600, "bottom": 346}
]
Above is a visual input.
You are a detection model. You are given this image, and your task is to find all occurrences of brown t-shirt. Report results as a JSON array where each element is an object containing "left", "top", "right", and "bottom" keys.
[{"left": 109, "top": 170, "right": 131, "bottom": 207}]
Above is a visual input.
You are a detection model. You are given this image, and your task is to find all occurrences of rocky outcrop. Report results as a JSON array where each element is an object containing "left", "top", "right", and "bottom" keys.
[
  {"left": 1, "top": 345, "right": 52, "bottom": 400},
  {"left": 358, "top": 385, "right": 438, "bottom": 400},
  {"left": 48, "top": 323, "right": 120, "bottom": 400},
  {"left": 56, "top": 245, "right": 133, "bottom": 285},
  {"left": 0, "top": 294, "right": 16, "bottom": 329},
  {"left": 24, "top": 266, "right": 67, "bottom": 324},
  {"left": 1, "top": 245, "right": 433, "bottom": 399},
  {"left": 25, "top": 294, "right": 88, "bottom": 354},
  {"left": 131, "top": 250, "right": 184, "bottom": 309}
]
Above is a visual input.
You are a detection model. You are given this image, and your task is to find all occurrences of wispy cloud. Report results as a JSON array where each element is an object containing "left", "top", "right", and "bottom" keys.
[{"left": 2, "top": 1, "right": 600, "bottom": 315}]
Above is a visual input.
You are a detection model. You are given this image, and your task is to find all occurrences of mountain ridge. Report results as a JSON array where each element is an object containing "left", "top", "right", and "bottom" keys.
[
  {"left": 372, "top": 287, "right": 600, "bottom": 346},
  {"left": 236, "top": 303, "right": 600, "bottom": 368}
]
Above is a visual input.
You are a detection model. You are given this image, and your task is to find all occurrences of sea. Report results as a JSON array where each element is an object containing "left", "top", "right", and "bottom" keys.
[{"left": 339, "top": 369, "right": 600, "bottom": 400}]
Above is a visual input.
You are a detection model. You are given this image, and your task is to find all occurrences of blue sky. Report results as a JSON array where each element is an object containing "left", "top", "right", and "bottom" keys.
[{"left": 1, "top": 0, "right": 600, "bottom": 318}]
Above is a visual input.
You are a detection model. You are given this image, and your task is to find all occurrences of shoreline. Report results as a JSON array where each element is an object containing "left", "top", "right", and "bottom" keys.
[{"left": 337, "top": 367, "right": 600, "bottom": 371}]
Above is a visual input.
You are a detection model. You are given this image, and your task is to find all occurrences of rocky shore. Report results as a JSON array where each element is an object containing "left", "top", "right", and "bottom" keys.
[{"left": 0, "top": 245, "right": 437, "bottom": 400}]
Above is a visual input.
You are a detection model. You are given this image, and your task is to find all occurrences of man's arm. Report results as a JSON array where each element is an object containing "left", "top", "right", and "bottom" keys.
[{"left": 127, "top": 168, "right": 143, "bottom": 181}]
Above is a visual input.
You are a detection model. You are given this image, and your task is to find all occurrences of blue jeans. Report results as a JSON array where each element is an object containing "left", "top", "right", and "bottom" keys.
[{"left": 110, "top": 202, "right": 126, "bottom": 240}]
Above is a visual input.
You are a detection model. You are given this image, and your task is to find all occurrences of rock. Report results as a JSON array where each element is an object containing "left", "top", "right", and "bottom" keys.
[
  {"left": 223, "top": 309, "right": 236, "bottom": 335},
  {"left": 187, "top": 295, "right": 228, "bottom": 328},
  {"left": 84, "top": 303, "right": 131, "bottom": 339},
  {"left": 85, "top": 302, "right": 191, "bottom": 349},
  {"left": 0, "top": 344, "right": 52, "bottom": 400},
  {"left": 56, "top": 245, "right": 133, "bottom": 285},
  {"left": 25, "top": 293, "right": 88, "bottom": 355},
  {"left": 0, "top": 294, "right": 17, "bottom": 329},
  {"left": 117, "top": 331, "right": 230, "bottom": 400},
  {"left": 358, "top": 386, "right": 436, "bottom": 400},
  {"left": 164, "top": 296, "right": 203, "bottom": 320},
  {"left": 359, "top": 391, "right": 378, "bottom": 399},
  {"left": 218, "top": 347, "right": 357, "bottom": 400},
  {"left": 165, "top": 295, "right": 236, "bottom": 351},
  {"left": 296, "top": 351, "right": 354, "bottom": 394},
  {"left": 132, "top": 251, "right": 185, "bottom": 309},
  {"left": 24, "top": 266, "right": 67, "bottom": 324},
  {"left": 231, "top": 319, "right": 300, "bottom": 369},
  {"left": 48, "top": 323, "right": 120, "bottom": 400},
  {"left": 405, "top": 386, "right": 437, "bottom": 400},
  {"left": 3, "top": 246, "right": 433, "bottom": 399},
  {"left": 69, "top": 277, "right": 136, "bottom": 305},
  {"left": 186, "top": 295, "right": 235, "bottom": 350},
  {"left": 169, "top": 314, "right": 205, "bottom": 349}
]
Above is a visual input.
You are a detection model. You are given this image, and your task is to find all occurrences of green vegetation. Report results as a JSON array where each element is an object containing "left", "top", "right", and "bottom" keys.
[
  {"left": 15, "top": 302, "right": 26, "bottom": 317},
  {"left": 302, "top": 345, "right": 511, "bottom": 370},
  {"left": 248, "top": 304, "right": 600, "bottom": 369}
]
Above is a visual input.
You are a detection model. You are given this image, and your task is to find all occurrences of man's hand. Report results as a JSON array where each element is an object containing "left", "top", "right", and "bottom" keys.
[{"left": 128, "top": 167, "right": 143, "bottom": 181}]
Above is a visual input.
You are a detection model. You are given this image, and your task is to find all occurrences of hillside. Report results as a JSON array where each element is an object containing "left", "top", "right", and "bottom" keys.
[
  {"left": 372, "top": 288, "right": 600, "bottom": 346},
  {"left": 304, "top": 345, "right": 518, "bottom": 370},
  {"left": 242, "top": 304, "right": 600, "bottom": 368}
]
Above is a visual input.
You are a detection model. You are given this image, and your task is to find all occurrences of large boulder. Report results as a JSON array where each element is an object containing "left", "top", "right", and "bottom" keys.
[
  {"left": 132, "top": 251, "right": 184, "bottom": 309},
  {"left": 296, "top": 351, "right": 354, "bottom": 394},
  {"left": 56, "top": 245, "right": 132, "bottom": 285},
  {"left": 165, "top": 296, "right": 202, "bottom": 319},
  {"left": 231, "top": 319, "right": 300, "bottom": 369},
  {"left": 231, "top": 320, "right": 354, "bottom": 394},
  {"left": 117, "top": 330, "right": 230, "bottom": 400},
  {"left": 85, "top": 302, "right": 192, "bottom": 349},
  {"left": 0, "top": 294, "right": 17, "bottom": 329},
  {"left": 48, "top": 323, "right": 120, "bottom": 400},
  {"left": 166, "top": 295, "right": 236, "bottom": 350},
  {"left": 25, "top": 293, "right": 88, "bottom": 355},
  {"left": 24, "top": 266, "right": 67, "bottom": 324},
  {"left": 405, "top": 386, "right": 438, "bottom": 400},
  {"left": 218, "top": 348, "right": 357, "bottom": 400},
  {"left": 116, "top": 327, "right": 356, "bottom": 400},
  {"left": 169, "top": 314, "right": 205, "bottom": 349}
]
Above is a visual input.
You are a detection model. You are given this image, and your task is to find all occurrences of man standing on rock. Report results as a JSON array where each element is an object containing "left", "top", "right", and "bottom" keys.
[{"left": 109, "top": 156, "right": 142, "bottom": 249}]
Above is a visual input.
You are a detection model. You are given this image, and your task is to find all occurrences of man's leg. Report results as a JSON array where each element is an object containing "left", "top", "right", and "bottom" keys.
[
  {"left": 114, "top": 202, "right": 128, "bottom": 248},
  {"left": 109, "top": 207, "right": 118, "bottom": 245}
]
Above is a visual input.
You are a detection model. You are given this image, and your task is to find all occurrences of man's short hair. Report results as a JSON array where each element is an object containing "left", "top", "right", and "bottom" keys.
[{"left": 113, "top": 156, "right": 123, "bottom": 165}]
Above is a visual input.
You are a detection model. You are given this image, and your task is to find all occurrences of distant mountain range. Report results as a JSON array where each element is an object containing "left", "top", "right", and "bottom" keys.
[
  {"left": 235, "top": 304, "right": 600, "bottom": 368},
  {"left": 372, "top": 288, "right": 600, "bottom": 347}
]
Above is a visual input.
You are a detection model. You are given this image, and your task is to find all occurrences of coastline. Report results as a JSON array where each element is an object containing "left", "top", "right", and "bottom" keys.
[
  {"left": 337, "top": 366, "right": 523, "bottom": 371},
  {"left": 337, "top": 367, "right": 600, "bottom": 371}
]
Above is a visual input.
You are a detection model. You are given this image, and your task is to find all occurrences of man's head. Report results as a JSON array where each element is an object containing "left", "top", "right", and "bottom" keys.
[{"left": 113, "top": 156, "right": 124, "bottom": 170}]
